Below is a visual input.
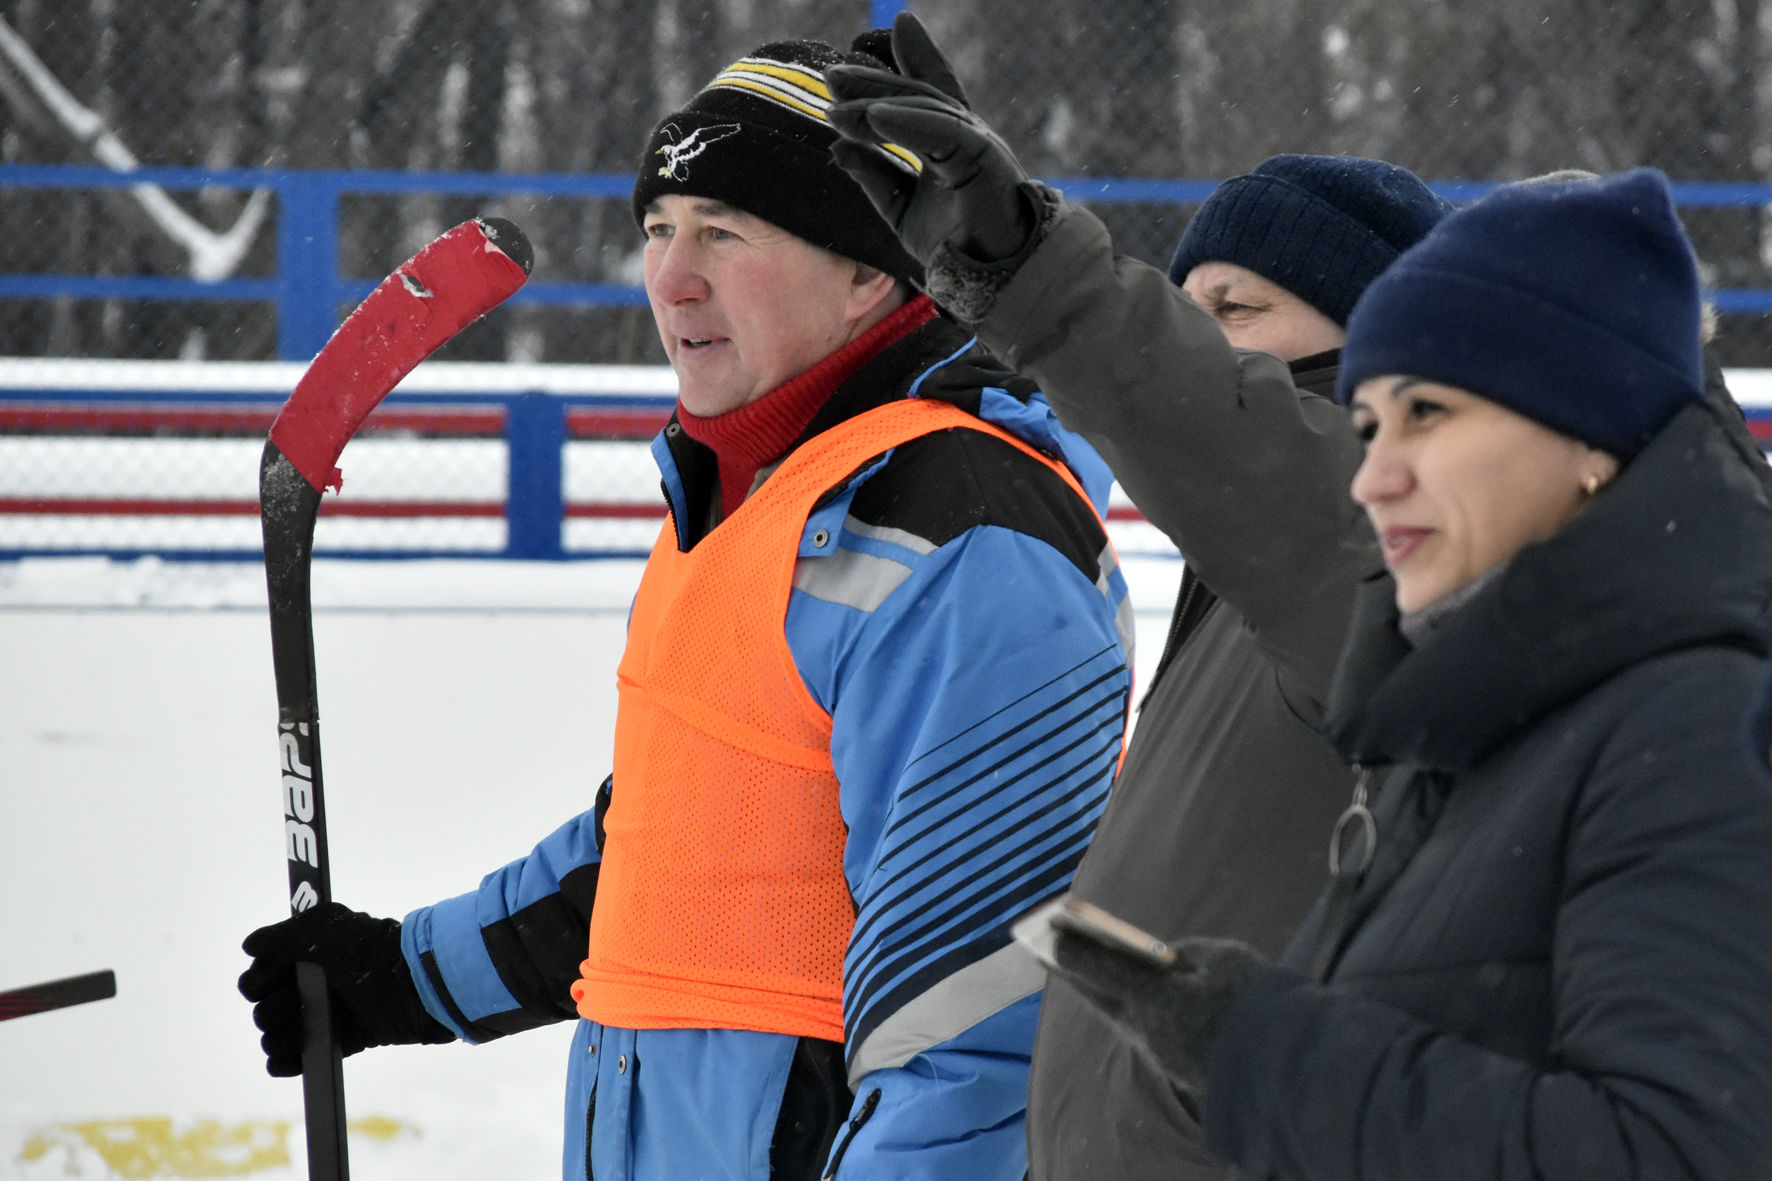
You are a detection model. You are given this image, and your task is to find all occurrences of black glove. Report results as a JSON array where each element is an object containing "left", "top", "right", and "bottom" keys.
[
  {"left": 1049, "top": 927, "right": 1267, "bottom": 1101},
  {"left": 238, "top": 900, "right": 454, "bottom": 1077},
  {"left": 825, "top": 12, "right": 1041, "bottom": 270}
]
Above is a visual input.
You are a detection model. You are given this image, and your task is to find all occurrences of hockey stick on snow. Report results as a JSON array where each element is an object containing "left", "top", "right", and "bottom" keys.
[
  {"left": 0, "top": 969, "right": 116, "bottom": 1022},
  {"left": 260, "top": 217, "right": 531, "bottom": 1181}
]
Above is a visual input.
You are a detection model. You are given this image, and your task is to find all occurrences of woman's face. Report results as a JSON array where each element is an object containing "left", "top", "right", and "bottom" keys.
[{"left": 1348, "top": 376, "right": 1619, "bottom": 614}]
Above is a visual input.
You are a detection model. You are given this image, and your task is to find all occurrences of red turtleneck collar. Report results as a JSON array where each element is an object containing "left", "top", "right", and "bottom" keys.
[{"left": 676, "top": 294, "right": 937, "bottom": 520}]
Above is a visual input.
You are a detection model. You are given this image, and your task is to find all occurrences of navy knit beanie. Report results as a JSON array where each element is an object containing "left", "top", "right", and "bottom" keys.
[
  {"left": 631, "top": 36, "right": 922, "bottom": 285},
  {"left": 1337, "top": 168, "right": 1704, "bottom": 460},
  {"left": 1168, "top": 155, "right": 1453, "bottom": 325}
]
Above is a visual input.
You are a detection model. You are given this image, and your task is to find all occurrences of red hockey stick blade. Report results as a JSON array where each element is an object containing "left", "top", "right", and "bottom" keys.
[
  {"left": 0, "top": 969, "right": 117, "bottom": 1021},
  {"left": 268, "top": 216, "right": 532, "bottom": 495}
]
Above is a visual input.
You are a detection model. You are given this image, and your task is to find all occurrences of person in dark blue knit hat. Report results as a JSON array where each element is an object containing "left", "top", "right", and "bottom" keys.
[
  {"left": 1169, "top": 153, "right": 1454, "bottom": 337},
  {"left": 1337, "top": 167, "right": 1701, "bottom": 463},
  {"left": 822, "top": 13, "right": 1451, "bottom": 1179},
  {"left": 1043, "top": 167, "right": 1772, "bottom": 1179}
]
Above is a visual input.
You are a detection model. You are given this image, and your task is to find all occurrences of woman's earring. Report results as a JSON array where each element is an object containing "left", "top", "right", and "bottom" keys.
[{"left": 1582, "top": 472, "right": 1602, "bottom": 496}]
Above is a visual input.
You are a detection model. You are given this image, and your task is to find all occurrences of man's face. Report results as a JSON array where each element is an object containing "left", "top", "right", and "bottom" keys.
[
  {"left": 1181, "top": 261, "right": 1347, "bottom": 362},
  {"left": 642, "top": 195, "right": 874, "bottom": 417}
]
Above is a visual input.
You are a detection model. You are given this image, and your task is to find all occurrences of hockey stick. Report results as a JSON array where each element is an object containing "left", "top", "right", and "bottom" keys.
[
  {"left": 260, "top": 216, "right": 531, "bottom": 1181},
  {"left": 0, "top": 969, "right": 116, "bottom": 1021}
]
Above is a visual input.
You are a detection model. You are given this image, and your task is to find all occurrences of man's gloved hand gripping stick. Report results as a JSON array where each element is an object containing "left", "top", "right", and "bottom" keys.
[{"left": 258, "top": 216, "right": 531, "bottom": 1181}]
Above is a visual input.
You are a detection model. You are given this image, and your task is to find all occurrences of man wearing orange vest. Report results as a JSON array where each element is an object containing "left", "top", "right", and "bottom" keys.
[{"left": 238, "top": 30, "right": 1132, "bottom": 1181}]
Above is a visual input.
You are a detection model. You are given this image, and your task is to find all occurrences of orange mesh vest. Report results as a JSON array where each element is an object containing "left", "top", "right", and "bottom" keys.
[{"left": 571, "top": 397, "right": 1100, "bottom": 1040}]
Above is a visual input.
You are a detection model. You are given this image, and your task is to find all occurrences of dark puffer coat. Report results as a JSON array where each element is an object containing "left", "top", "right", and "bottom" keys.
[{"left": 1202, "top": 393, "right": 1772, "bottom": 1178}]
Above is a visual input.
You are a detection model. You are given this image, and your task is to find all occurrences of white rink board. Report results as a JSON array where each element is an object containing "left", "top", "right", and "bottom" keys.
[
  {"left": 0, "top": 554, "right": 1181, "bottom": 1180},
  {"left": 0, "top": 602, "right": 626, "bottom": 1179}
]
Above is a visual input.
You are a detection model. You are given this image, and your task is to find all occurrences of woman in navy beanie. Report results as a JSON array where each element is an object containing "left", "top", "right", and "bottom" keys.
[
  {"left": 1046, "top": 169, "right": 1772, "bottom": 1178},
  {"left": 1337, "top": 167, "right": 1703, "bottom": 464}
]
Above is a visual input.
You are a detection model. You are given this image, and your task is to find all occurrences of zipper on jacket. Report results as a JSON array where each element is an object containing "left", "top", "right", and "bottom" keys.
[
  {"left": 1328, "top": 765, "right": 1378, "bottom": 878},
  {"left": 1307, "top": 765, "right": 1457, "bottom": 982},
  {"left": 582, "top": 1088, "right": 596, "bottom": 1181},
  {"left": 820, "top": 1088, "right": 880, "bottom": 1180},
  {"left": 1309, "top": 764, "right": 1379, "bottom": 981}
]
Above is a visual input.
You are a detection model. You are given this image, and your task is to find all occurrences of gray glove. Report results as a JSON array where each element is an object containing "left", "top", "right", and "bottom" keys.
[
  {"left": 1050, "top": 927, "right": 1267, "bottom": 1101},
  {"left": 825, "top": 12, "right": 1041, "bottom": 273}
]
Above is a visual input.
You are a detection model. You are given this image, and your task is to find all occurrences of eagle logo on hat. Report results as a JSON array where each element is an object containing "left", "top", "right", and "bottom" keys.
[{"left": 654, "top": 122, "right": 743, "bottom": 180}]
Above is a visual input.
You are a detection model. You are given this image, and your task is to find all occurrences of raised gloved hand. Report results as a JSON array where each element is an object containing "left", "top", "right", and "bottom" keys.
[
  {"left": 238, "top": 900, "right": 454, "bottom": 1077},
  {"left": 1049, "top": 927, "right": 1267, "bottom": 1101},
  {"left": 825, "top": 12, "right": 1041, "bottom": 274}
]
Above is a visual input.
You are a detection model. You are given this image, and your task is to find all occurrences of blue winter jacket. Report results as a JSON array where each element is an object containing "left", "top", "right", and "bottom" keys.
[{"left": 399, "top": 313, "right": 1133, "bottom": 1180}]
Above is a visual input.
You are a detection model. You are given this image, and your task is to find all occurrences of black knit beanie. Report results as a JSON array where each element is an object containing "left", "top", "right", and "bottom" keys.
[
  {"left": 1168, "top": 154, "right": 1453, "bottom": 325},
  {"left": 1337, "top": 168, "right": 1703, "bottom": 460},
  {"left": 630, "top": 36, "right": 922, "bottom": 285}
]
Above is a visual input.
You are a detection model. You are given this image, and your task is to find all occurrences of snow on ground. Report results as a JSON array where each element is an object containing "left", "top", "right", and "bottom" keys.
[{"left": 0, "top": 553, "right": 1181, "bottom": 1180}]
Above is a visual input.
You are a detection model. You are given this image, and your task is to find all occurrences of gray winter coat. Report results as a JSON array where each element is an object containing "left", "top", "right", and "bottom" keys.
[
  {"left": 1203, "top": 394, "right": 1772, "bottom": 1179},
  {"left": 971, "top": 192, "right": 1381, "bottom": 1180}
]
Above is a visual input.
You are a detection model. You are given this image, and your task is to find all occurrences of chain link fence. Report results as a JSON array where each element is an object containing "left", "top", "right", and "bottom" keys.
[
  {"left": 2, "top": 0, "right": 1770, "bottom": 558},
  {"left": 1, "top": 0, "right": 1769, "bottom": 363}
]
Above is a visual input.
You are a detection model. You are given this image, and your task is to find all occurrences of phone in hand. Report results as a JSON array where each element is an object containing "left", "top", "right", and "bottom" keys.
[{"left": 1012, "top": 894, "right": 1179, "bottom": 970}]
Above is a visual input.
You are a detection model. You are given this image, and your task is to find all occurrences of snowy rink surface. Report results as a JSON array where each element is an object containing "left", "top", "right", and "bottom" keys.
[{"left": 0, "top": 554, "right": 1181, "bottom": 1180}]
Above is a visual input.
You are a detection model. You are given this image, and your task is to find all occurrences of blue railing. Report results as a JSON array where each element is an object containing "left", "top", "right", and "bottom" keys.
[
  {"left": 0, "top": 165, "right": 648, "bottom": 360},
  {"left": 5, "top": 164, "right": 1771, "bottom": 364}
]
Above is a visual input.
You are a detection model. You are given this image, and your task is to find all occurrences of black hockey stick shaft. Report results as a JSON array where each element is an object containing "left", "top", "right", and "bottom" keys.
[
  {"left": 0, "top": 969, "right": 116, "bottom": 1021},
  {"left": 260, "top": 216, "right": 531, "bottom": 1181},
  {"left": 264, "top": 458, "right": 349, "bottom": 1180}
]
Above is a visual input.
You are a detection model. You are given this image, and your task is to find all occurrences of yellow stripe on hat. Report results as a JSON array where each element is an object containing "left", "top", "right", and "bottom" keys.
[
  {"left": 708, "top": 58, "right": 831, "bottom": 118},
  {"left": 705, "top": 56, "right": 922, "bottom": 174},
  {"left": 722, "top": 59, "right": 834, "bottom": 100},
  {"left": 876, "top": 142, "right": 922, "bottom": 173},
  {"left": 711, "top": 75, "right": 829, "bottom": 121}
]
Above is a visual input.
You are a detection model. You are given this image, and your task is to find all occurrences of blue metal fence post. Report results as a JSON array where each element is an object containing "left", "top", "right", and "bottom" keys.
[
  {"left": 870, "top": 0, "right": 907, "bottom": 27},
  {"left": 276, "top": 172, "right": 340, "bottom": 362},
  {"left": 505, "top": 392, "right": 566, "bottom": 559}
]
